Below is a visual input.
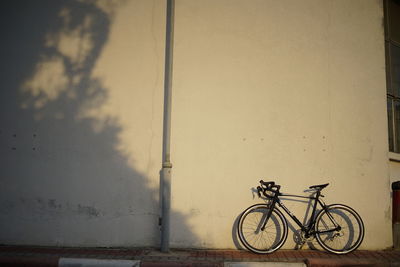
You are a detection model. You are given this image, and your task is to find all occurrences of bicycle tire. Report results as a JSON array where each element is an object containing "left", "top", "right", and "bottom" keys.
[
  {"left": 315, "top": 204, "right": 364, "bottom": 254},
  {"left": 237, "top": 204, "right": 288, "bottom": 254}
]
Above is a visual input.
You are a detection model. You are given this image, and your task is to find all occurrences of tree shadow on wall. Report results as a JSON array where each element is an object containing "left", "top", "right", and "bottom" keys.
[{"left": 0, "top": 0, "right": 195, "bottom": 247}]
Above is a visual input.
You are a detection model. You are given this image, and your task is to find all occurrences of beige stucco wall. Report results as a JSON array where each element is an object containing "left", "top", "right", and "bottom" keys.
[
  {"left": 170, "top": 0, "right": 391, "bottom": 249},
  {"left": 0, "top": 0, "right": 392, "bottom": 250}
]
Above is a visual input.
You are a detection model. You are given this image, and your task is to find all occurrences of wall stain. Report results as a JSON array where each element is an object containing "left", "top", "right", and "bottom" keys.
[
  {"left": 11, "top": 198, "right": 158, "bottom": 220},
  {"left": 17, "top": 197, "right": 102, "bottom": 218},
  {"left": 385, "top": 203, "right": 392, "bottom": 221},
  {"left": 48, "top": 199, "right": 62, "bottom": 209},
  {"left": 190, "top": 208, "right": 201, "bottom": 216},
  {"left": 77, "top": 204, "right": 101, "bottom": 217}
]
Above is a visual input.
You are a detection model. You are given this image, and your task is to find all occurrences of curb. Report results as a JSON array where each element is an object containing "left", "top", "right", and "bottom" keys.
[{"left": 59, "top": 258, "right": 140, "bottom": 266}]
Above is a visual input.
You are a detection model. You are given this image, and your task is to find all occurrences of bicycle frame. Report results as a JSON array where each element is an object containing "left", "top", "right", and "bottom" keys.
[{"left": 261, "top": 190, "right": 340, "bottom": 238}]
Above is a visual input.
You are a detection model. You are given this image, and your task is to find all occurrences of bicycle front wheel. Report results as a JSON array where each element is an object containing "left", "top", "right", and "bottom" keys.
[
  {"left": 315, "top": 204, "right": 364, "bottom": 254},
  {"left": 237, "top": 204, "right": 288, "bottom": 254}
]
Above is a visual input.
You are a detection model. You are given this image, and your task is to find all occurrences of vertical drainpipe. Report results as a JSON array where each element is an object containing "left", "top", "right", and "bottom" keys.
[{"left": 161, "top": 0, "right": 175, "bottom": 253}]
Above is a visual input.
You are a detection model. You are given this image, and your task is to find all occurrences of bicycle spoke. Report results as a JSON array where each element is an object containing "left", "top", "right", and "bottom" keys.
[
  {"left": 315, "top": 205, "right": 364, "bottom": 254},
  {"left": 238, "top": 205, "right": 287, "bottom": 253}
]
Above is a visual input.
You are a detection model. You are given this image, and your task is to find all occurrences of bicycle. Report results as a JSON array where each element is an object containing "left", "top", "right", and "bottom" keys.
[{"left": 237, "top": 180, "right": 364, "bottom": 254}]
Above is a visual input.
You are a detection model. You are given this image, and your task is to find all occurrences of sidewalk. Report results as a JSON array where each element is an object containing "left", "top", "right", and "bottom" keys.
[{"left": 0, "top": 246, "right": 400, "bottom": 267}]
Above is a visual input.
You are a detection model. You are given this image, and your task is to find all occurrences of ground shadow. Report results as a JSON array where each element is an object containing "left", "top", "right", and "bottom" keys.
[{"left": 0, "top": 0, "right": 195, "bottom": 247}]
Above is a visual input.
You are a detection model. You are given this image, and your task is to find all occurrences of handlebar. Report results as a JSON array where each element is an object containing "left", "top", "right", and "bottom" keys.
[{"left": 257, "top": 180, "right": 281, "bottom": 198}]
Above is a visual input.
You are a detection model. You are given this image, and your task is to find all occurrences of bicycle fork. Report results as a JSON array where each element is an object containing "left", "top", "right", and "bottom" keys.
[
  {"left": 260, "top": 202, "right": 275, "bottom": 231},
  {"left": 259, "top": 198, "right": 297, "bottom": 232}
]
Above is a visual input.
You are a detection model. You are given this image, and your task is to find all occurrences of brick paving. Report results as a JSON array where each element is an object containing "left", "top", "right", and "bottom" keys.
[{"left": 0, "top": 246, "right": 400, "bottom": 266}]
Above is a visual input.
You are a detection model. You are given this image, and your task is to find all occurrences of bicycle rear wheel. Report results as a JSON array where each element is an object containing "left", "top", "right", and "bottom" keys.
[
  {"left": 315, "top": 204, "right": 364, "bottom": 254},
  {"left": 237, "top": 204, "right": 288, "bottom": 254}
]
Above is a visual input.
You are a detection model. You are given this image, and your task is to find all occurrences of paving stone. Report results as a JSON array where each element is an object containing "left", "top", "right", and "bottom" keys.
[
  {"left": 224, "top": 263, "right": 306, "bottom": 267},
  {"left": 306, "top": 258, "right": 381, "bottom": 266}
]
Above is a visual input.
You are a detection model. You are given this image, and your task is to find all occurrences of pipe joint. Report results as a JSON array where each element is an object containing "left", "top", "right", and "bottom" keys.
[{"left": 162, "top": 162, "right": 173, "bottom": 168}]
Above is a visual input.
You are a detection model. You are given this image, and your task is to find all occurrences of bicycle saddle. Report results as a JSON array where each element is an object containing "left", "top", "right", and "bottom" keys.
[{"left": 309, "top": 183, "right": 329, "bottom": 190}]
